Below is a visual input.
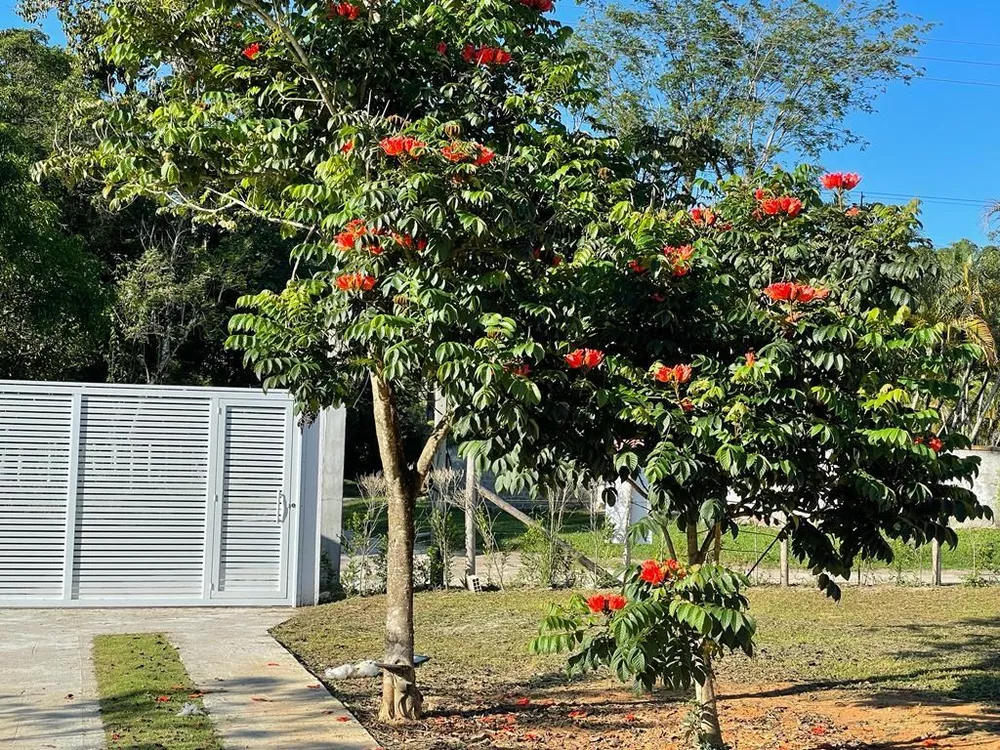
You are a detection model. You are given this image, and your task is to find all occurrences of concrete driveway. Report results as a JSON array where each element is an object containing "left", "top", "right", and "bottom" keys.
[{"left": 0, "top": 608, "right": 377, "bottom": 750}]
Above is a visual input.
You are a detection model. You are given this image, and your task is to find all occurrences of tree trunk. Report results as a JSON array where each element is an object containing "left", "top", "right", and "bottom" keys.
[
  {"left": 694, "top": 663, "right": 725, "bottom": 748},
  {"left": 971, "top": 375, "right": 1000, "bottom": 443},
  {"left": 687, "top": 522, "right": 725, "bottom": 748},
  {"left": 371, "top": 374, "right": 423, "bottom": 722}
]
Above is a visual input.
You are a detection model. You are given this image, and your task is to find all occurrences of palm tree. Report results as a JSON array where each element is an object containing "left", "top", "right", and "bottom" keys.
[{"left": 919, "top": 240, "right": 1000, "bottom": 443}]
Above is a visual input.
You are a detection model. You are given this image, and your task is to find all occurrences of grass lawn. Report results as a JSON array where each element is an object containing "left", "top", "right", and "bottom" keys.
[
  {"left": 274, "top": 587, "right": 1000, "bottom": 749},
  {"left": 92, "top": 633, "right": 223, "bottom": 750}
]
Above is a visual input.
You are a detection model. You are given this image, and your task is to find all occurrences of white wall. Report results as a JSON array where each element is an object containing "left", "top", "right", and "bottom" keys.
[{"left": 954, "top": 448, "right": 1000, "bottom": 528}]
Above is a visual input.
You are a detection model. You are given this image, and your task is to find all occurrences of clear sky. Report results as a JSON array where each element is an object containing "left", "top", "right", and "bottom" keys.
[{"left": 3, "top": 0, "right": 998, "bottom": 248}]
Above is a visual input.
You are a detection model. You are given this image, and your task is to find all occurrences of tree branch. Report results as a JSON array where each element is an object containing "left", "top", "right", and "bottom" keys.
[
  {"left": 238, "top": 0, "right": 338, "bottom": 118},
  {"left": 413, "top": 410, "right": 454, "bottom": 492},
  {"left": 625, "top": 477, "right": 678, "bottom": 560},
  {"left": 478, "top": 485, "right": 616, "bottom": 583}
]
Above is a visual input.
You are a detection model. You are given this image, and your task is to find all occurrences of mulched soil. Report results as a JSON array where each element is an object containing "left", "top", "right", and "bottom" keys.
[{"left": 332, "top": 673, "right": 1000, "bottom": 750}]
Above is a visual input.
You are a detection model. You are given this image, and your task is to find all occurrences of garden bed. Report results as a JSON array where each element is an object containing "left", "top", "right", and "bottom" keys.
[{"left": 274, "top": 587, "right": 1000, "bottom": 749}]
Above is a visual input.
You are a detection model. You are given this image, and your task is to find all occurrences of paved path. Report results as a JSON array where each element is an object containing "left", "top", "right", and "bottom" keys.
[{"left": 0, "top": 608, "right": 378, "bottom": 750}]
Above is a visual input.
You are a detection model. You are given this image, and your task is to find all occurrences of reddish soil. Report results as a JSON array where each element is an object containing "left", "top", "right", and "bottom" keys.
[{"left": 354, "top": 679, "right": 1000, "bottom": 750}]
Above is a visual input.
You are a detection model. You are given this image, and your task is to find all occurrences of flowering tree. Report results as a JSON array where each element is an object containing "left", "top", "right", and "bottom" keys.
[
  {"left": 46, "top": 0, "right": 671, "bottom": 721},
  {"left": 44, "top": 0, "right": 988, "bottom": 742},
  {"left": 530, "top": 168, "right": 991, "bottom": 745}
]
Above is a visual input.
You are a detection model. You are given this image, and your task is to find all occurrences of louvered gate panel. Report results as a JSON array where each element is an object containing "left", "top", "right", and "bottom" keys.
[
  {"left": 214, "top": 401, "right": 290, "bottom": 598},
  {"left": 72, "top": 394, "right": 212, "bottom": 600},
  {"left": 0, "top": 391, "right": 74, "bottom": 599}
]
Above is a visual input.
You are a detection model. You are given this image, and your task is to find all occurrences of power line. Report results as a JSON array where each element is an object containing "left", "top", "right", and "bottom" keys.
[
  {"left": 917, "top": 76, "right": 1000, "bottom": 88},
  {"left": 906, "top": 54, "right": 1000, "bottom": 68},
  {"left": 926, "top": 37, "right": 1000, "bottom": 49},
  {"left": 862, "top": 191, "right": 994, "bottom": 208}
]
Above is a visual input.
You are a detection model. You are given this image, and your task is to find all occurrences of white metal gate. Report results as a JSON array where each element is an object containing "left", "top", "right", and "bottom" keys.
[{"left": 0, "top": 381, "right": 318, "bottom": 607}]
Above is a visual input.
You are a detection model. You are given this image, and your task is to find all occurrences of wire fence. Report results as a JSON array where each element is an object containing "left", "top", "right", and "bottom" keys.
[{"left": 609, "top": 523, "right": 1000, "bottom": 588}]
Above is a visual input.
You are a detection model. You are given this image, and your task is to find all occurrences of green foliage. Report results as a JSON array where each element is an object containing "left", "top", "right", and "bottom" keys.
[
  {"left": 517, "top": 524, "right": 575, "bottom": 588},
  {"left": 47, "top": 1, "right": 993, "bottom": 737},
  {"left": 0, "top": 128, "right": 107, "bottom": 379},
  {"left": 108, "top": 217, "right": 292, "bottom": 384},
  {"left": 0, "top": 29, "right": 107, "bottom": 379},
  {"left": 577, "top": 0, "right": 929, "bottom": 171},
  {"left": 49, "top": 0, "right": 649, "bottom": 486},
  {"left": 426, "top": 503, "right": 458, "bottom": 588},
  {"left": 531, "top": 560, "right": 754, "bottom": 691},
  {"left": 0, "top": 28, "right": 85, "bottom": 155},
  {"left": 56, "top": 0, "right": 991, "bottom": 590}
]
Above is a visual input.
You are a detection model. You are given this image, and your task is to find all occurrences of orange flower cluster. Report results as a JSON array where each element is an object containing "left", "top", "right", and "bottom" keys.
[
  {"left": 754, "top": 190, "right": 802, "bottom": 217},
  {"left": 564, "top": 348, "right": 604, "bottom": 369},
  {"left": 763, "top": 282, "right": 829, "bottom": 303},
  {"left": 242, "top": 43, "right": 261, "bottom": 60},
  {"left": 391, "top": 232, "right": 427, "bottom": 252},
  {"left": 335, "top": 219, "right": 370, "bottom": 251},
  {"left": 506, "top": 362, "right": 532, "bottom": 377},
  {"left": 585, "top": 593, "right": 627, "bottom": 613},
  {"left": 335, "top": 221, "right": 426, "bottom": 255},
  {"left": 652, "top": 363, "right": 692, "bottom": 384},
  {"left": 662, "top": 244, "right": 693, "bottom": 277},
  {"left": 335, "top": 272, "right": 376, "bottom": 292},
  {"left": 914, "top": 436, "right": 943, "bottom": 452},
  {"left": 462, "top": 45, "right": 512, "bottom": 65},
  {"left": 441, "top": 142, "right": 495, "bottom": 165},
  {"left": 519, "top": 0, "right": 554, "bottom": 9},
  {"left": 690, "top": 206, "right": 717, "bottom": 226},
  {"left": 821, "top": 172, "right": 861, "bottom": 190},
  {"left": 380, "top": 135, "right": 426, "bottom": 158},
  {"left": 327, "top": 1, "right": 360, "bottom": 19},
  {"left": 638, "top": 558, "right": 685, "bottom": 585}
]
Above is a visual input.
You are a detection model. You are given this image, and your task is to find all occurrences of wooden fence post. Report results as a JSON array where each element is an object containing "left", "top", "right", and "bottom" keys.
[
  {"left": 930, "top": 538, "right": 942, "bottom": 586},
  {"left": 779, "top": 537, "right": 790, "bottom": 587}
]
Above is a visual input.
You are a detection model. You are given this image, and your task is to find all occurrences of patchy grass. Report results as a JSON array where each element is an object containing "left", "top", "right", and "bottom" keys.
[
  {"left": 92, "top": 633, "right": 223, "bottom": 750},
  {"left": 274, "top": 587, "right": 1000, "bottom": 748},
  {"left": 344, "top": 497, "right": 595, "bottom": 547}
]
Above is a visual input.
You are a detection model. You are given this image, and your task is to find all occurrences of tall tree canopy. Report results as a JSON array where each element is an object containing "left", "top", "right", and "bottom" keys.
[
  {"left": 1, "top": 22, "right": 294, "bottom": 387},
  {"left": 0, "top": 29, "right": 106, "bottom": 379},
  {"left": 578, "top": 0, "right": 927, "bottom": 174}
]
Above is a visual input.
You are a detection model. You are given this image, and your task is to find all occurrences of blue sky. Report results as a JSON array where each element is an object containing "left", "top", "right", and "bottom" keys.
[{"left": 3, "top": 0, "right": 998, "bottom": 247}]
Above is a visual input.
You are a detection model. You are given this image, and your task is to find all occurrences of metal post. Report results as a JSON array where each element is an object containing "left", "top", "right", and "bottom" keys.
[
  {"left": 779, "top": 537, "right": 789, "bottom": 587},
  {"left": 930, "top": 538, "right": 942, "bottom": 586},
  {"left": 464, "top": 454, "right": 477, "bottom": 578},
  {"left": 319, "top": 406, "right": 347, "bottom": 589}
]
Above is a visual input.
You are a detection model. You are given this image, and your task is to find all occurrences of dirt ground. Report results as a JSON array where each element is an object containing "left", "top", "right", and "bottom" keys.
[
  {"left": 275, "top": 588, "right": 1000, "bottom": 750},
  {"left": 337, "top": 676, "right": 1000, "bottom": 750}
]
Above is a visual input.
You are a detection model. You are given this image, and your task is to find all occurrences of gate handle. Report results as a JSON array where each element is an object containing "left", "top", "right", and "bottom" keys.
[{"left": 276, "top": 489, "right": 286, "bottom": 523}]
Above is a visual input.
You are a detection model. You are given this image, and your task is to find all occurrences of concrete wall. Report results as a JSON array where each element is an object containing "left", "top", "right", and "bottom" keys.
[{"left": 955, "top": 448, "right": 1000, "bottom": 528}]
